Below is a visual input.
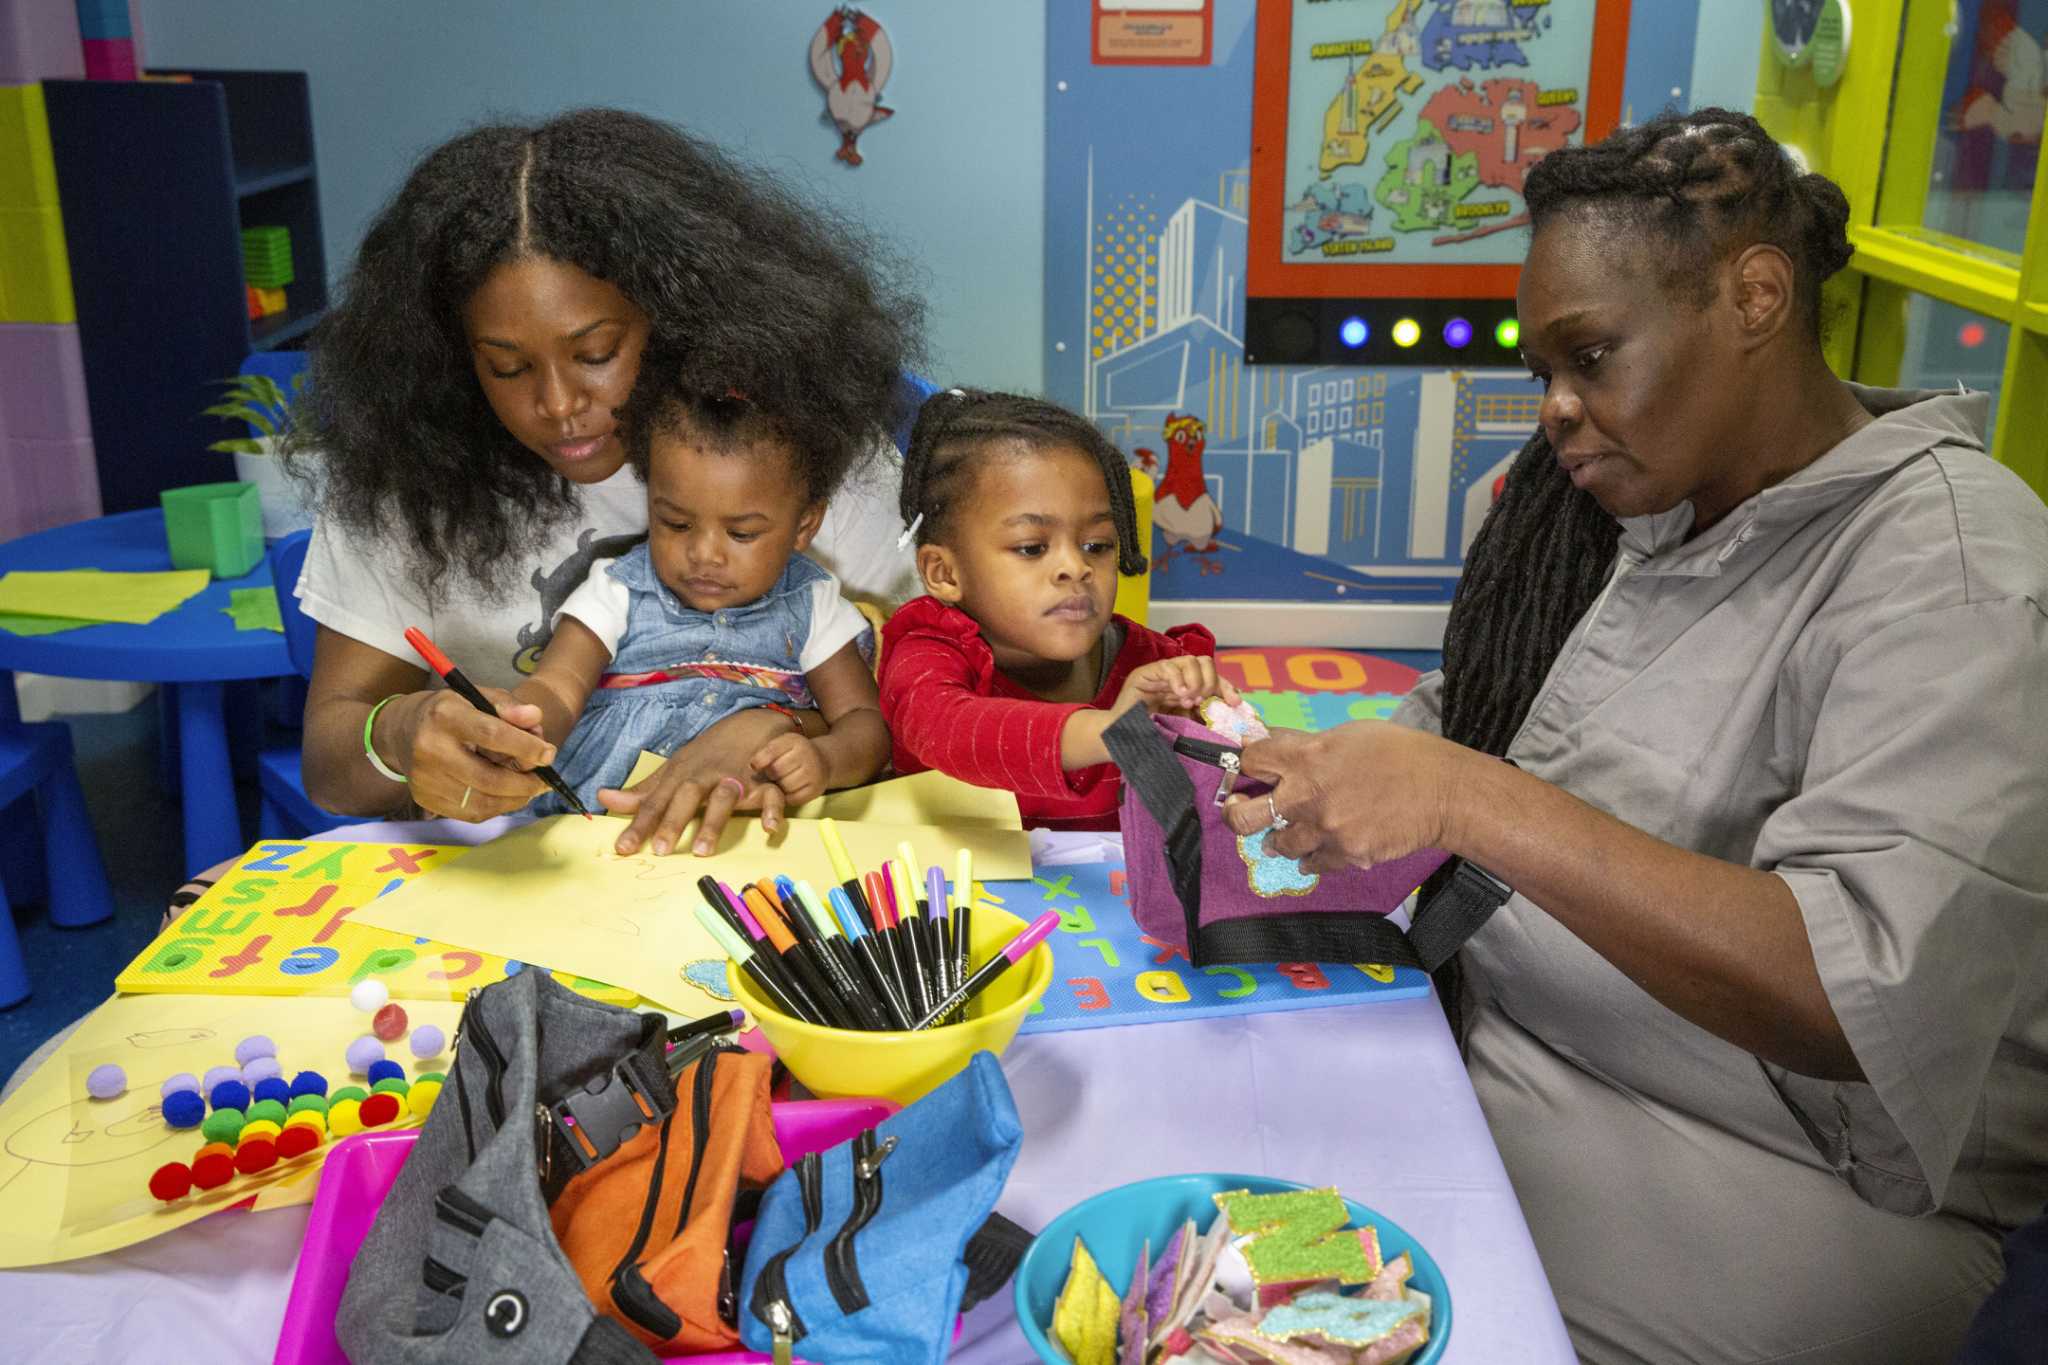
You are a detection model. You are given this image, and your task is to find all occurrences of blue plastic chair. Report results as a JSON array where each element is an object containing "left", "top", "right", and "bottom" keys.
[
  {"left": 0, "top": 718, "right": 115, "bottom": 1007},
  {"left": 255, "top": 529, "right": 338, "bottom": 838}
]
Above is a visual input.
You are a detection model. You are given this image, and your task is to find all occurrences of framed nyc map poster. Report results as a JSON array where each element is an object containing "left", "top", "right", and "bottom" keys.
[{"left": 1246, "top": 0, "right": 1631, "bottom": 366}]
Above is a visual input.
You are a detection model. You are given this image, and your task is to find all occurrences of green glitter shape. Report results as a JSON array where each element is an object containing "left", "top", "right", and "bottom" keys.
[{"left": 1213, "top": 1188, "right": 1371, "bottom": 1286}]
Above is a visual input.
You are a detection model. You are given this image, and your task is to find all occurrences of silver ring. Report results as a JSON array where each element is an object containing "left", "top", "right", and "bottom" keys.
[
  {"left": 1267, "top": 794, "right": 1289, "bottom": 830},
  {"left": 460, "top": 785, "right": 472, "bottom": 810}
]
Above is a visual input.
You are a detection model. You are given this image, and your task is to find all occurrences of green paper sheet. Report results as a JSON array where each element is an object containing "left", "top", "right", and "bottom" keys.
[
  {"left": 0, "top": 569, "right": 210, "bottom": 626},
  {"left": 224, "top": 586, "right": 283, "bottom": 632},
  {"left": 0, "top": 612, "right": 100, "bottom": 636}
]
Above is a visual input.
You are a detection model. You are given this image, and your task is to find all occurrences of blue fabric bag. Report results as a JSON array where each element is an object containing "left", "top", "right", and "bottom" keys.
[{"left": 738, "top": 1052, "right": 1030, "bottom": 1363}]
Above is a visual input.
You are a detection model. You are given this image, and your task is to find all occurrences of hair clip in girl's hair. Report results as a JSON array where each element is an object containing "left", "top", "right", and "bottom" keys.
[
  {"left": 946, "top": 387, "right": 966, "bottom": 398},
  {"left": 895, "top": 512, "right": 925, "bottom": 549}
]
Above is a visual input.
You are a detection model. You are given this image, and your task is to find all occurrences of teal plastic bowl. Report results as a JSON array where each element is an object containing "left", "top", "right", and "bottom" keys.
[{"left": 1013, "top": 1173, "right": 1450, "bottom": 1364}]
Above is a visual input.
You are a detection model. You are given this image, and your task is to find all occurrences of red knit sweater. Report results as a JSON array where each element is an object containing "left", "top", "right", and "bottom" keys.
[{"left": 879, "top": 596, "right": 1216, "bottom": 830}]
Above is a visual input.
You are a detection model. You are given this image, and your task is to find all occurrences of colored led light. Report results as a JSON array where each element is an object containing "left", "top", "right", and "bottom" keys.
[
  {"left": 1958, "top": 321, "right": 1987, "bottom": 349},
  {"left": 1338, "top": 315, "right": 1369, "bottom": 347},
  {"left": 1495, "top": 317, "right": 1520, "bottom": 348},
  {"left": 1391, "top": 317, "right": 1421, "bottom": 348},
  {"left": 1443, "top": 317, "right": 1473, "bottom": 348}
]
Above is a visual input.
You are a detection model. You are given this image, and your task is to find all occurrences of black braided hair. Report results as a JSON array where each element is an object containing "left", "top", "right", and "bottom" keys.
[
  {"left": 617, "top": 345, "right": 881, "bottom": 504},
  {"left": 898, "top": 389, "right": 1149, "bottom": 577}
]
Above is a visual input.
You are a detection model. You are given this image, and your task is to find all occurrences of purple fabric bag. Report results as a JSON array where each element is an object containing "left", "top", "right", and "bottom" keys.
[{"left": 1103, "top": 709, "right": 1454, "bottom": 968}]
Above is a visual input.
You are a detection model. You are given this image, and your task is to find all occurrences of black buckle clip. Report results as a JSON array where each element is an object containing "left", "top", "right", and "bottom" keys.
[{"left": 544, "top": 1058, "right": 661, "bottom": 1175}]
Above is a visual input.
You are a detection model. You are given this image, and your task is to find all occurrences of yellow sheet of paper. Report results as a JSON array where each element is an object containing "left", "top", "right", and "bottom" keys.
[
  {"left": 351, "top": 813, "right": 1032, "bottom": 1017},
  {"left": 0, "top": 568, "right": 211, "bottom": 625},
  {"left": 624, "top": 752, "right": 1024, "bottom": 831},
  {"left": 0, "top": 992, "right": 460, "bottom": 1268}
]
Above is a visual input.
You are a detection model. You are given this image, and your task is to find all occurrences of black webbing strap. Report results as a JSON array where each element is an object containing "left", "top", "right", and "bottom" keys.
[
  {"left": 959, "top": 1212, "right": 1035, "bottom": 1313},
  {"left": 539, "top": 1012, "right": 678, "bottom": 1197},
  {"left": 569, "top": 1315, "right": 662, "bottom": 1364},
  {"left": 1104, "top": 708, "right": 1512, "bottom": 971}
]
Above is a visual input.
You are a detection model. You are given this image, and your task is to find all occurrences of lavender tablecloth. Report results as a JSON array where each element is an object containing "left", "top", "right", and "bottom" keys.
[{"left": 0, "top": 821, "right": 1573, "bottom": 1363}]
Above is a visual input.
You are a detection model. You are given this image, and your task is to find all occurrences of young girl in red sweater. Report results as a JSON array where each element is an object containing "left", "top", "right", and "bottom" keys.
[{"left": 878, "top": 390, "right": 1236, "bottom": 829}]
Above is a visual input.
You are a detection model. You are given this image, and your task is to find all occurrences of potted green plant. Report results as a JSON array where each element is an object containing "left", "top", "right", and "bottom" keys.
[{"left": 204, "top": 370, "right": 316, "bottom": 540}]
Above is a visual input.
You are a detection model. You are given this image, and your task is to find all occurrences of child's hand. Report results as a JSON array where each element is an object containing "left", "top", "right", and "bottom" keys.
[
  {"left": 1112, "top": 656, "right": 1241, "bottom": 719},
  {"left": 750, "top": 731, "right": 828, "bottom": 808}
]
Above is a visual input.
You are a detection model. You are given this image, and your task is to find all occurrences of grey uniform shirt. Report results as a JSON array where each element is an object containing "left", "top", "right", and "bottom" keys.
[{"left": 1395, "top": 386, "right": 2048, "bottom": 1363}]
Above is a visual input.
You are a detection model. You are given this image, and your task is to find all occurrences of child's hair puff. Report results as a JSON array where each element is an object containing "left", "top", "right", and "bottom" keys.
[{"left": 898, "top": 389, "right": 1148, "bottom": 577}]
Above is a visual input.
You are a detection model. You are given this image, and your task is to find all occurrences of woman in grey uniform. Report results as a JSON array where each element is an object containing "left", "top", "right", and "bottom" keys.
[{"left": 1226, "top": 109, "right": 2048, "bottom": 1364}]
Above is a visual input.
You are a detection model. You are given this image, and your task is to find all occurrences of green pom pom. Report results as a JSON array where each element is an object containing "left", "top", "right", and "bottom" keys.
[
  {"left": 246, "top": 1098, "right": 288, "bottom": 1126},
  {"left": 287, "top": 1093, "right": 329, "bottom": 1116},
  {"left": 329, "top": 1085, "right": 369, "bottom": 1104},
  {"left": 200, "top": 1108, "right": 245, "bottom": 1144},
  {"left": 371, "top": 1077, "right": 411, "bottom": 1096},
  {"left": 415, "top": 1072, "right": 446, "bottom": 1085}
]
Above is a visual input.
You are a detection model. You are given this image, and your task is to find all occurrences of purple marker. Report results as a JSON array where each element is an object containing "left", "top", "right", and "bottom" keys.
[
  {"left": 910, "top": 910, "right": 1059, "bottom": 1030},
  {"left": 925, "top": 865, "right": 957, "bottom": 999}
]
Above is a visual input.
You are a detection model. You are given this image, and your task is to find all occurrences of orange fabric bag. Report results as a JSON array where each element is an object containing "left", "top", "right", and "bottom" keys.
[{"left": 550, "top": 1046, "right": 785, "bottom": 1353}]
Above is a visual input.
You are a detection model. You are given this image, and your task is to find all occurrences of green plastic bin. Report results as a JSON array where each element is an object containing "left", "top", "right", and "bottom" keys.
[{"left": 160, "top": 481, "right": 263, "bottom": 578}]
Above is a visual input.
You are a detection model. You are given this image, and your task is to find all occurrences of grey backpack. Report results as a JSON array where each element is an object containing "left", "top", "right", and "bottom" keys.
[{"left": 336, "top": 970, "right": 680, "bottom": 1363}]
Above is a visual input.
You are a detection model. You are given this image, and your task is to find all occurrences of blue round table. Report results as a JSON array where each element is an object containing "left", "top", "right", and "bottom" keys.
[{"left": 0, "top": 510, "right": 293, "bottom": 873}]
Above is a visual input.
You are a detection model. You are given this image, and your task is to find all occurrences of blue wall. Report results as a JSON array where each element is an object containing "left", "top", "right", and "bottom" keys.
[{"left": 133, "top": 0, "right": 1047, "bottom": 392}]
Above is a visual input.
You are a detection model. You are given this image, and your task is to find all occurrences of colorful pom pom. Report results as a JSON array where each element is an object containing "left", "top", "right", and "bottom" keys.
[
  {"left": 233, "top": 1136, "right": 278, "bottom": 1175},
  {"left": 86, "top": 1063, "right": 126, "bottom": 1100},
  {"left": 366, "top": 1059, "right": 404, "bottom": 1085},
  {"left": 160, "top": 1072, "right": 200, "bottom": 1100},
  {"left": 283, "top": 1110, "right": 327, "bottom": 1139},
  {"left": 327, "top": 1098, "right": 364, "bottom": 1137},
  {"left": 371, "top": 1077, "right": 410, "bottom": 1097},
  {"left": 350, "top": 979, "right": 390, "bottom": 1012},
  {"left": 358, "top": 1092, "right": 401, "bottom": 1127},
  {"left": 234, "top": 1034, "right": 276, "bottom": 1066},
  {"left": 162, "top": 1089, "right": 206, "bottom": 1129},
  {"left": 407, "top": 1080, "right": 442, "bottom": 1119},
  {"left": 414, "top": 1071, "right": 446, "bottom": 1086},
  {"left": 346, "top": 1035, "right": 384, "bottom": 1075},
  {"left": 329, "top": 1085, "right": 368, "bottom": 1105},
  {"left": 239, "top": 1119, "right": 282, "bottom": 1142},
  {"left": 200, "top": 1108, "right": 245, "bottom": 1145},
  {"left": 148, "top": 1161, "right": 193, "bottom": 1202},
  {"left": 202, "top": 1065, "right": 241, "bottom": 1093},
  {"left": 246, "top": 1099, "right": 288, "bottom": 1126},
  {"left": 251, "top": 1077, "right": 292, "bottom": 1107},
  {"left": 207, "top": 1079, "right": 251, "bottom": 1113},
  {"left": 190, "top": 1151, "right": 236, "bottom": 1189},
  {"left": 288, "top": 1070, "right": 327, "bottom": 1098},
  {"left": 409, "top": 1025, "right": 446, "bottom": 1059},
  {"left": 276, "top": 1123, "right": 321, "bottom": 1159},
  {"left": 287, "top": 1093, "right": 328, "bottom": 1116},
  {"left": 240, "top": 1056, "right": 283, "bottom": 1085},
  {"left": 372, "top": 1003, "right": 409, "bottom": 1041}
]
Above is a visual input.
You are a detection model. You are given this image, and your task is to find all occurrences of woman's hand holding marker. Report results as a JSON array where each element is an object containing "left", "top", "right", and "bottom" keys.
[{"left": 377, "top": 686, "right": 555, "bottom": 821}]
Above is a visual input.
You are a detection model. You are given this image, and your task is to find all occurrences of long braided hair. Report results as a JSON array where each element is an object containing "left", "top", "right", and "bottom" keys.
[
  {"left": 1438, "top": 106, "right": 1853, "bottom": 760},
  {"left": 898, "top": 389, "right": 1149, "bottom": 577}
]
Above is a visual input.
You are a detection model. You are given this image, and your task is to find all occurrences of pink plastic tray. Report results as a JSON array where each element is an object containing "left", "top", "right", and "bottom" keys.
[{"left": 273, "top": 1097, "right": 896, "bottom": 1364}]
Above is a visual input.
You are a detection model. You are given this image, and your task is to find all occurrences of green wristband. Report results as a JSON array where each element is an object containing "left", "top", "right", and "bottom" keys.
[{"left": 363, "top": 694, "right": 410, "bottom": 784}]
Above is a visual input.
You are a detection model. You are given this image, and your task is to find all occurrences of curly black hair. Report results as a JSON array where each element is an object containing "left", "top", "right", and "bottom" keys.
[
  {"left": 898, "top": 389, "right": 1148, "bottom": 577},
  {"left": 617, "top": 346, "right": 873, "bottom": 505},
  {"left": 287, "top": 108, "right": 923, "bottom": 600}
]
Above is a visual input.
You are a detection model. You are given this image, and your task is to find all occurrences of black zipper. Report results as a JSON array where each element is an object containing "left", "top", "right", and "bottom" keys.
[
  {"left": 434, "top": 1184, "right": 494, "bottom": 1238},
  {"left": 822, "top": 1130, "right": 895, "bottom": 1314},
  {"left": 1172, "top": 735, "right": 1244, "bottom": 806},
  {"left": 609, "top": 1048, "right": 727, "bottom": 1341},
  {"left": 455, "top": 990, "right": 509, "bottom": 1128},
  {"left": 670, "top": 1045, "right": 725, "bottom": 1240},
  {"left": 421, "top": 1256, "right": 466, "bottom": 1296},
  {"left": 749, "top": 1150, "right": 823, "bottom": 1346}
]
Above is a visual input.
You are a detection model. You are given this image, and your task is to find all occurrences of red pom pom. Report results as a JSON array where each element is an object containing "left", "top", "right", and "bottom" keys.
[
  {"left": 359, "top": 1092, "right": 401, "bottom": 1127},
  {"left": 148, "top": 1162, "right": 193, "bottom": 1202},
  {"left": 276, "top": 1123, "right": 321, "bottom": 1159},
  {"left": 372, "top": 1002, "right": 409, "bottom": 1042},
  {"left": 191, "top": 1152, "right": 236, "bottom": 1189},
  {"left": 233, "top": 1137, "right": 279, "bottom": 1174}
]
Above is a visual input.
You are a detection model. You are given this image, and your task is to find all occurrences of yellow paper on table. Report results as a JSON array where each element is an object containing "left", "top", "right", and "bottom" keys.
[
  {"left": 624, "top": 752, "right": 1024, "bottom": 830},
  {"left": 0, "top": 568, "right": 210, "bottom": 625},
  {"left": 0, "top": 992, "right": 462, "bottom": 1268},
  {"left": 352, "top": 813, "right": 1032, "bottom": 1017},
  {"left": 113, "top": 838, "right": 638, "bottom": 1006}
]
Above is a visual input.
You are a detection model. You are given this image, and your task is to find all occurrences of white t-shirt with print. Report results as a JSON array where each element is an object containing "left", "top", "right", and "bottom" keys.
[{"left": 297, "top": 442, "right": 914, "bottom": 693}]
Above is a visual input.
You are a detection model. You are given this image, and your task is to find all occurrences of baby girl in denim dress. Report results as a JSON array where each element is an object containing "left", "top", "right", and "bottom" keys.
[{"left": 513, "top": 374, "right": 893, "bottom": 838}]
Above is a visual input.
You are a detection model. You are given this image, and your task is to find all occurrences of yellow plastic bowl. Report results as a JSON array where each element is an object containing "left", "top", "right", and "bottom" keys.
[{"left": 728, "top": 903, "right": 1053, "bottom": 1106}]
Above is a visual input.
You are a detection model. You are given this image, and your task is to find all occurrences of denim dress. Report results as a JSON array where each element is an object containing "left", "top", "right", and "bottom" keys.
[{"left": 538, "top": 547, "right": 862, "bottom": 814}]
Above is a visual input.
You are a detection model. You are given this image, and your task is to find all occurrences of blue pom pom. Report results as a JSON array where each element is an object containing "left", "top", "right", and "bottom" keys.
[
  {"left": 208, "top": 1079, "right": 251, "bottom": 1113},
  {"left": 162, "top": 1089, "right": 206, "bottom": 1129},
  {"left": 366, "top": 1059, "right": 405, "bottom": 1085},
  {"left": 251, "top": 1077, "right": 292, "bottom": 1106},
  {"left": 289, "top": 1070, "right": 328, "bottom": 1098}
]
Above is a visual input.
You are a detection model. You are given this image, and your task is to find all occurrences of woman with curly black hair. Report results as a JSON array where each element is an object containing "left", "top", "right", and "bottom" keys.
[
  {"left": 287, "top": 109, "right": 923, "bottom": 853},
  {"left": 1223, "top": 110, "right": 2048, "bottom": 1361}
]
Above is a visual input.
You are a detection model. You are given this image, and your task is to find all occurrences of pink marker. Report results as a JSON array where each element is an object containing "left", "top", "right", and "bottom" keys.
[
  {"left": 910, "top": 911, "right": 1058, "bottom": 1030},
  {"left": 720, "top": 880, "right": 765, "bottom": 940}
]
